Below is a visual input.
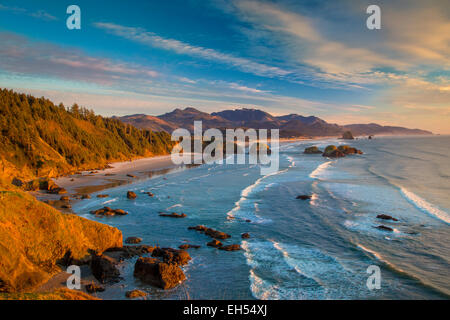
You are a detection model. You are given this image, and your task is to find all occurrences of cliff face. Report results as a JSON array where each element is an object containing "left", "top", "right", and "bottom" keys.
[{"left": 0, "top": 183, "right": 122, "bottom": 293}]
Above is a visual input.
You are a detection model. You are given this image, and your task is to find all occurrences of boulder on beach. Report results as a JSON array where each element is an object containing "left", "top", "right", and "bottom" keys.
[
  {"left": 342, "top": 131, "right": 355, "bottom": 140},
  {"left": 304, "top": 146, "right": 323, "bottom": 154},
  {"left": 151, "top": 247, "right": 191, "bottom": 266},
  {"left": 219, "top": 244, "right": 242, "bottom": 251},
  {"left": 323, "top": 145, "right": 345, "bottom": 158},
  {"left": 159, "top": 212, "right": 187, "bottom": 218},
  {"left": 376, "top": 225, "right": 394, "bottom": 232},
  {"left": 207, "top": 239, "right": 223, "bottom": 248},
  {"left": 127, "top": 191, "right": 137, "bottom": 199},
  {"left": 133, "top": 257, "right": 186, "bottom": 290},
  {"left": 377, "top": 214, "right": 398, "bottom": 222},
  {"left": 125, "top": 237, "right": 142, "bottom": 244},
  {"left": 296, "top": 195, "right": 312, "bottom": 200},
  {"left": 90, "top": 254, "right": 121, "bottom": 284},
  {"left": 126, "top": 289, "right": 147, "bottom": 299}
]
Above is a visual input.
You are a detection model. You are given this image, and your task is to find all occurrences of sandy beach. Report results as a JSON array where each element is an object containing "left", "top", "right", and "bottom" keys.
[{"left": 53, "top": 155, "right": 179, "bottom": 195}]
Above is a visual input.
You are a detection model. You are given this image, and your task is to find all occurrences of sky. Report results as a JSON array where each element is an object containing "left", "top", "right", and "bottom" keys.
[{"left": 0, "top": 0, "right": 449, "bottom": 133}]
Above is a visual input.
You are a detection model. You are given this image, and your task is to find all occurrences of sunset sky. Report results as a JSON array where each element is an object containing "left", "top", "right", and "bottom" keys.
[{"left": 0, "top": 0, "right": 449, "bottom": 133}]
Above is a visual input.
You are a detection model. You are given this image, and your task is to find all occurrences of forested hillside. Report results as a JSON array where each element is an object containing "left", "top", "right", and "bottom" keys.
[{"left": 0, "top": 89, "right": 174, "bottom": 180}]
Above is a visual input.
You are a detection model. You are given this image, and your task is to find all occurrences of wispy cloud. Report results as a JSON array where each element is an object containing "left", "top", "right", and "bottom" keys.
[
  {"left": 94, "top": 22, "right": 291, "bottom": 78},
  {"left": 0, "top": 32, "right": 158, "bottom": 86},
  {"left": 0, "top": 4, "right": 57, "bottom": 21}
]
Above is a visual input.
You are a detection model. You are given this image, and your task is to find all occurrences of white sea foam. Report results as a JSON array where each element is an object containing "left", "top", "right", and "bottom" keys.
[
  {"left": 309, "top": 161, "right": 333, "bottom": 179},
  {"left": 356, "top": 243, "right": 404, "bottom": 272},
  {"left": 399, "top": 187, "right": 450, "bottom": 224},
  {"left": 226, "top": 169, "right": 287, "bottom": 222},
  {"left": 166, "top": 204, "right": 182, "bottom": 210},
  {"left": 102, "top": 199, "right": 117, "bottom": 205}
]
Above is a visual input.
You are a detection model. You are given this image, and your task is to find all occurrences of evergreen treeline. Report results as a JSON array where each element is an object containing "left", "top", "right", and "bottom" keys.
[{"left": 0, "top": 88, "right": 174, "bottom": 178}]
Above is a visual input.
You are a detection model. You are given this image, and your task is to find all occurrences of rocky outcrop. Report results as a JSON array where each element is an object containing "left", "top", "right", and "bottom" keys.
[
  {"left": 104, "top": 245, "right": 154, "bottom": 260},
  {"left": 219, "top": 244, "right": 242, "bottom": 251},
  {"left": 296, "top": 195, "right": 312, "bottom": 200},
  {"left": 159, "top": 212, "right": 187, "bottom": 218},
  {"left": 126, "top": 289, "right": 147, "bottom": 298},
  {"left": 0, "top": 188, "right": 122, "bottom": 293},
  {"left": 337, "top": 145, "right": 363, "bottom": 155},
  {"left": 188, "top": 225, "right": 231, "bottom": 239},
  {"left": 127, "top": 191, "right": 137, "bottom": 199},
  {"left": 90, "top": 207, "right": 129, "bottom": 216},
  {"left": 85, "top": 283, "right": 105, "bottom": 293},
  {"left": 304, "top": 146, "right": 323, "bottom": 154},
  {"left": 151, "top": 248, "right": 191, "bottom": 266},
  {"left": 322, "top": 145, "right": 345, "bottom": 158},
  {"left": 207, "top": 239, "right": 223, "bottom": 248},
  {"left": 133, "top": 257, "right": 186, "bottom": 290},
  {"left": 376, "top": 214, "right": 398, "bottom": 222},
  {"left": 90, "top": 254, "right": 121, "bottom": 284},
  {"left": 96, "top": 194, "right": 109, "bottom": 198},
  {"left": 376, "top": 225, "right": 394, "bottom": 232},
  {"left": 179, "top": 244, "right": 201, "bottom": 250},
  {"left": 342, "top": 131, "right": 355, "bottom": 140}
]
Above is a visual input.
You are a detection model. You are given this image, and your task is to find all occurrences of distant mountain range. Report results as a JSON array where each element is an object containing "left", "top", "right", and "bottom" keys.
[{"left": 117, "top": 107, "right": 433, "bottom": 137}]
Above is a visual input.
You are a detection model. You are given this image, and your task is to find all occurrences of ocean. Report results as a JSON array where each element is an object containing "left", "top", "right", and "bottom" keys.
[{"left": 73, "top": 135, "right": 450, "bottom": 300}]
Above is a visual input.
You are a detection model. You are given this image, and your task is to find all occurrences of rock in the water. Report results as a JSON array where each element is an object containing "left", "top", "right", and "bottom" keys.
[
  {"left": 104, "top": 245, "right": 154, "bottom": 259},
  {"left": 90, "top": 254, "right": 120, "bottom": 283},
  {"left": 85, "top": 283, "right": 105, "bottom": 293},
  {"left": 90, "top": 207, "right": 129, "bottom": 217},
  {"left": 342, "top": 131, "right": 355, "bottom": 140},
  {"left": 304, "top": 146, "right": 323, "bottom": 154},
  {"left": 97, "top": 194, "right": 109, "bottom": 198},
  {"left": 207, "top": 239, "right": 223, "bottom": 248},
  {"left": 61, "top": 204, "right": 72, "bottom": 209},
  {"left": 376, "top": 225, "right": 394, "bottom": 232},
  {"left": 126, "top": 289, "right": 147, "bottom": 298},
  {"left": 125, "top": 237, "right": 142, "bottom": 244},
  {"left": 159, "top": 212, "right": 187, "bottom": 218},
  {"left": 81, "top": 194, "right": 91, "bottom": 199},
  {"left": 127, "top": 191, "right": 137, "bottom": 199},
  {"left": 377, "top": 214, "right": 398, "bottom": 222},
  {"left": 219, "top": 244, "right": 242, "bottom": 251},
  {"left": 144, "top": 192, "right": 154, "bottom": 197},
  {"left": 296, "top": 195, "right": 312, "bottom": 200},
  {"left": 179, "top": 244, "right": 201, "bottom": 250},
  {"left": 338, "top": 145, "right": 363, "bottom": 155},
  {"left": 127, "top": 174, "right": 137, "bottom": 178},
  {"left": 188, "top": 225, "right": 231, "bottom": 239},
  {"left": 60, "top": 196, "right": 70, "bottom": 201},
  {"left": 133, "top": 257, "right": 186, "bottom": 290},
  {"left": 323, "top": 145, "right": 345, "bottom": 158},
  {"left": 151, "top": 248, "right": 191, "bottom": 266},
  {"left": 241, "top": 233, "right": 250, "bottom": 239}
]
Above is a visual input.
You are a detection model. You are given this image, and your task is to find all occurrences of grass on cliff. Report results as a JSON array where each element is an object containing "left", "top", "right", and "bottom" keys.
[
  {"left": 0, "top": 288, "right": 99, "bottom": 300},
  {"left": 0, "top": 180, "right": 122, "bottom": 293}
]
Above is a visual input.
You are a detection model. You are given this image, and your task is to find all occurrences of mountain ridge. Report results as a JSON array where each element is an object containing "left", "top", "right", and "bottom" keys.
[{"left": 118, "top": 107, "right": 432, "bottom": 137}]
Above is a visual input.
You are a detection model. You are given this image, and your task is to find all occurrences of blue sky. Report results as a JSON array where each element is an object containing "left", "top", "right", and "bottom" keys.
[{"left": 0, "top": 0, "right": 449, "bottom": 133}]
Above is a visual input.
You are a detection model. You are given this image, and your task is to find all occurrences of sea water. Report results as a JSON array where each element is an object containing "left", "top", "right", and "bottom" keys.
[{"left": 73, "top": 135, "right": 450, "bottom": 299}]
